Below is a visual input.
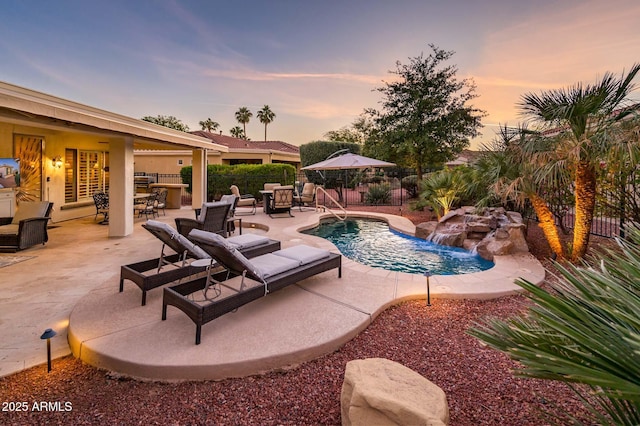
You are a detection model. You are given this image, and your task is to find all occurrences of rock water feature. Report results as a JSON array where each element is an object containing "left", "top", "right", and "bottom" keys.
[{"left": 415, "top": 206, "right": 529, "bottom": 261}]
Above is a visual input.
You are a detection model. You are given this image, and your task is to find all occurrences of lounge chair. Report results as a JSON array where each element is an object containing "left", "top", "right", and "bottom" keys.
[
  {"left": 0, "top": 201, "right": 54, "bottom": 252},
  {"left": 120, "top": 220, "right": 280, "bottom": 305},
  {"left": 175, "top": 202, "right": 230, "bottom": 238},
  {"left": 230, "top": 185, "right": 256, "bottom": 215},
  {"left": 162, "top": 229, "right": 341, "bottom": 344}
]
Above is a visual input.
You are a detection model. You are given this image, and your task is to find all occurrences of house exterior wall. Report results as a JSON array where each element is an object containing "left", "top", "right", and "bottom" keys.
[{"left": 0, "top": 122, "right": 115, "bottom": 223}]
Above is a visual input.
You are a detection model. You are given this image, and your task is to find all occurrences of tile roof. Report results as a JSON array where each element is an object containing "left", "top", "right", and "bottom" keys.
[{"left": 191, "top": 131, "right": 300, "bottom": 154}]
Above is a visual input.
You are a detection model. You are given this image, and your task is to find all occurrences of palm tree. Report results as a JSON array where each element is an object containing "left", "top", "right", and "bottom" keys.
[
  {"left": 518, "top": 64, "right": 640, "bottom": 261},
  {"left": 199, "top": 118, "right": 220, "bottom": 132},
  {"left": 474, "top": 125, "right": 567, "bottom": 259},
  {"left": 234, "top": 107, "right": 252, "bottom": 140},
  {"left": 257, "top": 105, "right": 276, "bottom": 141},
  {"left": 229, "top": 126, "right": 245, "bottom": 139}
]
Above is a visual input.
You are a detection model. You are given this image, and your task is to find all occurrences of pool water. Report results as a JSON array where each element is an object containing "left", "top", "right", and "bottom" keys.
[{"left": 303, "top": 218, "right": 494, "bottom": 275}]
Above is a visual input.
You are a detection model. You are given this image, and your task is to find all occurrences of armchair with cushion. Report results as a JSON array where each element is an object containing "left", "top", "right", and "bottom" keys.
[
  {"left": 229, "top": 185, "right": 256, "bottom": 215},
  {"left": 293, "top": 182, "right": 316, "bottom": 211},
  {"left": 269, "top": 185, "right": 294, "bottom": 218},
  {"left": 0, "top": 201, "right": 54, "bottom": 252},
  {"left": 175, "top": 202, "right": 231, "bottom": 238}
]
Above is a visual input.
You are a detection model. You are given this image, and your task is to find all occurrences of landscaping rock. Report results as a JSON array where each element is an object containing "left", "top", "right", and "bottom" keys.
[
  {"left": 341, "top": 358, "right": 449, "bottom": 426},
  {"left": 416, "top": 222, "right": 438, "bottom": 240},
  {"left": 415, "top": 206, "right": 531, "bottom": 259}
]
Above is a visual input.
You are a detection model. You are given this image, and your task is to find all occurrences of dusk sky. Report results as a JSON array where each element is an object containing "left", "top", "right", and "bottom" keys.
[{"left": 2, "top": 0, "right": 639, "bottom": 149}]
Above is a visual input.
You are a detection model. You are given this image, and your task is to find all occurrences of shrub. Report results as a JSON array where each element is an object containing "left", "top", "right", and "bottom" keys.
[
  {"left": 469, "top": 225, "right": 640, "bottom": 424},
  {"left": 180, "top": 163, "right": 296, "bottom": 200},
  {"left": 365, "top": 183, "right": 391, "bottom": 205},
  {"left": 401, "top": 175, "right": 420, "bottom": 198}
]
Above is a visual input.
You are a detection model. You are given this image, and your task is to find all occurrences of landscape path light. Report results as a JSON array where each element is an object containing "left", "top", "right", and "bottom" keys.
[{"left": 40, "top": 328, "right": 57, "bottom": 372}]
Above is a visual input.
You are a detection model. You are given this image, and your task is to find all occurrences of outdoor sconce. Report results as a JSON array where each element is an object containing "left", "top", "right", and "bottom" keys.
[
  {"left": 52, "top": 156, "right": 63, "bottom": 169},
  {"left": 40, "top": 328, "right": 57, "bottom": 372}
]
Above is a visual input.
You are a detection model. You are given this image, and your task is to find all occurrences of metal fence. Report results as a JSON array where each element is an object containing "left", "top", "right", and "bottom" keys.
[
  {"left": 522, "top": 170, "right": 639, "bottom": 239},
  {"left": 136, "top": 170, "right": 414, "bottom": 208}
]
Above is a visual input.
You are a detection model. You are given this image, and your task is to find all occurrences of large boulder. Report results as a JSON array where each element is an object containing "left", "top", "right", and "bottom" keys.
[
  {"left": 416, "top": 221, "right": 438, "bottom": 240},
  {"left": 341, "top": 358, "right": 449, "bottom": 426}
]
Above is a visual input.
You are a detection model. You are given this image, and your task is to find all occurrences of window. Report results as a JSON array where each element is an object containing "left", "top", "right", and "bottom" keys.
[{"left": 65, "top": 149, "right": 109, "bottom": 203}]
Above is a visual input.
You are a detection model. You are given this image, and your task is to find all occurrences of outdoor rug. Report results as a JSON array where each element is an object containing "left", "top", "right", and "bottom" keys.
[{"left": 0, "top": 255, "right": 35, "bottom": 268}]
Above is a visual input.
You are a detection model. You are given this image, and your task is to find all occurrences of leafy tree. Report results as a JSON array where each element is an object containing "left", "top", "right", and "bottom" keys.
[
  {"left": 257, "top": 105, "right": 276, "bottom": 141},
  {"left": 469, "top": 225, "right": 640, "bottom": 424},
  {"left": 235, "top": 107, "right": 252, "bottom": 139},
  {"left": 141, "top": 115, "right": 190, "bottom": 132},
  {"left": 324, "top": 115, "right": 373, "bottom": 144},
  {"left": 365, "top": 44, "right": 485, "bottom": 180},
  {"left": 198, "top": 118, "right": 220, "bottom": 132},
  {"left": 519, "top": 64, "right": 640, "bottom": 261},
  {"left": 229, "top": 126, "right": 245, "bottom": 139}
]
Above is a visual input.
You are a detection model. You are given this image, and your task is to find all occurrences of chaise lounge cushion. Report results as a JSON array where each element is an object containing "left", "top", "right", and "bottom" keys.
[
  {"left": 144, "top": 220, "right": 210, "bottom": 260},
  {"left": 274, "top": 245, "right": 331, "bottom": 266},
  {"left": 11, "top": 201, "right": 51, "bottom": 224},
  {"left": 0, "top": 224, "right": 19, "bottom": 235},
  {"left": 226, "top": 233, "right": 270, "bottom": 250},
  {"left": 189, "top": 229, "right": 263, "bottom": 279},
  {"left": 248, "top": 253, "right": 301, "bottom": 279}
]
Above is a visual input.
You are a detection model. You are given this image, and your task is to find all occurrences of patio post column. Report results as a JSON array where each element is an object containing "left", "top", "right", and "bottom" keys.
[
  {"left": 192, "top": 148, "right": 207, "bottom": 208},
  {"left": 109, "top": 137, "right": 134, "bottom": 237}
]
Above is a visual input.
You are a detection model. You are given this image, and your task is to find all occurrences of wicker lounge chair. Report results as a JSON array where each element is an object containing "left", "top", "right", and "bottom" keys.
[
  {"left": 175, "top": 202, "right": 230, "bottom": 238},
  {"left": 0, "top": 201, "right": 54, "bottom": 252},
  {"left": 162, "top": 229, "right": 341, "bottom": 344},
  {"left": 120, "top": 220, "right": 280, "bottom": 305}
]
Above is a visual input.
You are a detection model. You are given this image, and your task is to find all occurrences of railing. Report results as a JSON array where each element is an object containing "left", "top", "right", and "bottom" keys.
[{"left": 315, "top": 186, "right": 347, "bottom": 221}]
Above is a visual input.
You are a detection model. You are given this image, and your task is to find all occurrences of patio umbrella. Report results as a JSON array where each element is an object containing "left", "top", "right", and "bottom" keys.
[{"left": 301, "top": 153, "right": 395, "bottom": 170}]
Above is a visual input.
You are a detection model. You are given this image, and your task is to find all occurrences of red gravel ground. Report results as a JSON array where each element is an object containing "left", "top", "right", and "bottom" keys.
[{"left": 0, "top": 206, "right": 604, "bottom": 425}]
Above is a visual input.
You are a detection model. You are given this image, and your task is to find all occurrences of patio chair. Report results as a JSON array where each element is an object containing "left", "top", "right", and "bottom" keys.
[
  {"left": 293, "top": 182, "right": 316, "bottom": 211},
  {"left": 135, "top": 192, "right": 158, "bottom": 219},
  {"left": 263, "top": 182, "right": 280, "bottom": 191},
  {"left": 152, "top": 188, "right": 168, "bottom": 216},
  {"left": 175, "top": 202, "right": 230, "bottom": 238},
  {"left": 92, "top": 192, "right": 109, "bottom": 223},
  {"left": 120, "top": 220, "right": 280, "bottom": 305},
  {"left": 219, "top": 194, "right": 240, "bottom": 234},
  {"left": 229, "top": 185, "right": 256, "bottom": 215},
  {"left": 268, "top": 185, "right": 294, "bottom": 218},
  {"left": 163, "top": 229, "right": 342, "bottom": 344},
  {"left": 0, "top": 201, "right": 54, "bottom": 252}
]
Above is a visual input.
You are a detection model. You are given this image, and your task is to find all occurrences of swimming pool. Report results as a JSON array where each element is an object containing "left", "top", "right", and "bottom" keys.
[{"left": 302, "top": 218, "right": 494, "bottom": 275}]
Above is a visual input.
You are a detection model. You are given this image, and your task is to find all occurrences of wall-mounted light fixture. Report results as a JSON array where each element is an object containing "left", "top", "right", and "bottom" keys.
[{"left": 52, "top": 156, "right": 63, "bottom": 169}]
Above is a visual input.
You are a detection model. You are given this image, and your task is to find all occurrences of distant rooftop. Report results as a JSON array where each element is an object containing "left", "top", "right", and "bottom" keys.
[{"left": 192, "top": 131, "right": 300, "bottom": 154}]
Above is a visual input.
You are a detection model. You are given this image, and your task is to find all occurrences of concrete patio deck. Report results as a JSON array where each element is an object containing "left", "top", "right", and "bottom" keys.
[{"left": 0, "top": 205, "right": 545, "bottom": 380}]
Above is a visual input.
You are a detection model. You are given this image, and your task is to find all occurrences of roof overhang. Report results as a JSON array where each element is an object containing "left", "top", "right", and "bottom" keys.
[{"left": 0, "top": 81, "right": 228, "bottom": 152}]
